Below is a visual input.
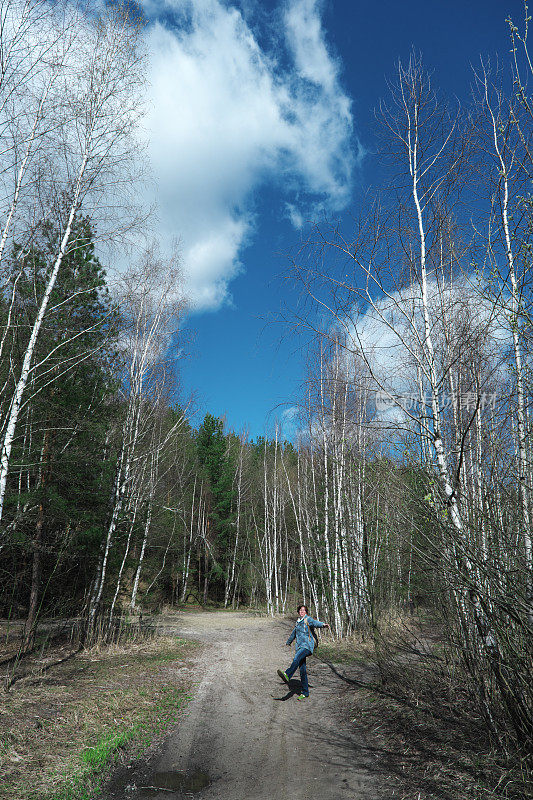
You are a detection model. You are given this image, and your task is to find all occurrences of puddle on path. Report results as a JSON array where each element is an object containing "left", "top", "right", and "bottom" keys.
[{"left": 135, "top": 769, "right": 211, "bottom": 797}]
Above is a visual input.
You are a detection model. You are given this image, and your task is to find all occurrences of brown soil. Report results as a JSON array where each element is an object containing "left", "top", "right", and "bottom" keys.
[{"left": 102, "top": 610, "right": 393, "bottom": 800}]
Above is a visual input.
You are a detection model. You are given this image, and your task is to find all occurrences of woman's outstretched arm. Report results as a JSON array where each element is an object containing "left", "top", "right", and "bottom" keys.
[{"left": 307, "top": 617, "right": 329, "bottom": 629}]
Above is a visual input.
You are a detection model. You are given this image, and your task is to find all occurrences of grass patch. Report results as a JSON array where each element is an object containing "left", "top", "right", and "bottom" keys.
[
  {"left": 171, "top": 602, "right": 266, "bottom": 615},
  {"left": 317, "top": 634, "right": 374, "bottom": 666},
  {"left": 0, "top": 632, "right": 200, "bottom": 800}
]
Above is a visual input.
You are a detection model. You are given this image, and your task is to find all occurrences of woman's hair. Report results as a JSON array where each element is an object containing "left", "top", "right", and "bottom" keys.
[{"left": 297, "top": 604, "right": 309, "bottom": 614}]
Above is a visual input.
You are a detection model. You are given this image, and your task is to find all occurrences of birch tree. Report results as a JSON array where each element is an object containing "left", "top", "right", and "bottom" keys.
[
  {"left": 87, "top": 252, "right": 185, "bottom": 631},
  {"left": 0, "top": 4, "right": 145, "bottom": 531},
  {"left": 472, "top": 65, "right": 533, "bottom": 623},
  {"left": 287, "top": 54, "right": 533, "bottom": 746}
]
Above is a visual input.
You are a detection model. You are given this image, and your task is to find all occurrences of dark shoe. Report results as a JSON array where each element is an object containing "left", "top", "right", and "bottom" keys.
[{"left": 277, "top": 669, "right": 289, "bottom": 685}]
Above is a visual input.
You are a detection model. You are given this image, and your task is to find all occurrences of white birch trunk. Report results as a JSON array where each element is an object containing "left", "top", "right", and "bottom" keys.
[
  {"left": 0, "top": 150, "right": 89, "bottom": 527},
  {"left": 486, "top": 104, "right": 532, "bottom": 614}
]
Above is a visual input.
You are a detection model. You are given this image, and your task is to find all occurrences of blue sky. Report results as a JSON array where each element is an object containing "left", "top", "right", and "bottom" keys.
[{"left": 138, "top": 0, "right": 520, "bottom": 438}]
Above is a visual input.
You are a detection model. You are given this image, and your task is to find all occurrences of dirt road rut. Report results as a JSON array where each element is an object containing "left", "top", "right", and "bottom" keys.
[{"left": 105, "top": 611, "right": 389, "bottom": 800}]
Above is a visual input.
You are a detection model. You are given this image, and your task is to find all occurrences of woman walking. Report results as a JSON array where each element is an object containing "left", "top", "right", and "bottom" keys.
[{"left": 277, "top": 604, "right": 329, "bottom": 700}]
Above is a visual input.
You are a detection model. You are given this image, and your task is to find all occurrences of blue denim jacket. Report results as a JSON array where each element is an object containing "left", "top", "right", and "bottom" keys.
[{"left": 286, "top": 615, "right": 325, "bottom": 654}]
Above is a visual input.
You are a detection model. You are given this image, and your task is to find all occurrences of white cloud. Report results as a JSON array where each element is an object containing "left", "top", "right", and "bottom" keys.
[
  {"left": 284, "top": 0, "right": 339, "bottom": 91},
  {"left": 342, "top": 276, "right": 510, "bottom": 424},
  {"left": 140, "top": 0, "right": 357, "bottom": 311},
  {"left": 277, "top": 404, "right": 301, "bottom": 438},
  {"left": 282, "top": 405, "right": 299, "bottom": 420},
  {"left": 285, "top": 203, "right": 304, "bottom": 229}
]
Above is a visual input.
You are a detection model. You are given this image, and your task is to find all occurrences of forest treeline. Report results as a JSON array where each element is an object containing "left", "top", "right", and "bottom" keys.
[{"left": 0, "top": 0, "right": 531, "bottom": 763}]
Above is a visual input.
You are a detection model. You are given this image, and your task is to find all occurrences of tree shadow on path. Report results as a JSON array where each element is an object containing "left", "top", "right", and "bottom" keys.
[{"left": 314, "top": 657, "right": 520, "bottom": 800}]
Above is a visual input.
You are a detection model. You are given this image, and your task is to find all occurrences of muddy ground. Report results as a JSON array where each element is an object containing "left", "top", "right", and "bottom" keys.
[{"left": 102, "top": 611, "right": 393, "bottom": 800}]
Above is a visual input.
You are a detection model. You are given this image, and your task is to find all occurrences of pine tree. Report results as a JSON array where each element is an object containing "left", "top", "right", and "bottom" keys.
[
  {"left": 196, "top": 414, "right": 236, "bottom": 601},
  {"left": 0, "top": 218, "right": 118, "bottom": 640}
]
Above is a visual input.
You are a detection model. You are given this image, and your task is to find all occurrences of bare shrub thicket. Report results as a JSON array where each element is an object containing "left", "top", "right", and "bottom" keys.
[{"left": 285, "top": 50, "right": 532, "bottom": 753}]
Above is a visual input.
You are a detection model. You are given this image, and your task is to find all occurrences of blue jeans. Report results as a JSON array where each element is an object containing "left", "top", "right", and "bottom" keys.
[{"left": 286, "top": 647, "right": 312, "bottom": 696}]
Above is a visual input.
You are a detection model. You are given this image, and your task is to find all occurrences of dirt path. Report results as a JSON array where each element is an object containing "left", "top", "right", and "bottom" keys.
[{"left": 104, "top": 611, "right": 390, "bottom": 800}]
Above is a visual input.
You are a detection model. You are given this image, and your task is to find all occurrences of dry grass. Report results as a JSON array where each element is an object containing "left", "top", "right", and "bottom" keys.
[
  {"left": 0, "top": 635, "right": 201, "bottom": 800},
  {"left": 318, "top": 630, "right": 375, "bottom": 665},
  {"left": 317, "top": 609, "right": 427, "bottom": 666},
  {"left": 322, "top": 615, "right": 531, "bottom": 800},
  {"left": 342, "top": 678, "right": 530, "bottom": 800}
]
